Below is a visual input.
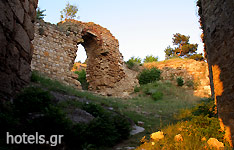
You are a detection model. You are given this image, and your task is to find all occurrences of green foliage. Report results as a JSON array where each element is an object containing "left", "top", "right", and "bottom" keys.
[
  {"left": 125, "top": 56, "right": 142, "bottom": 70},
  {"left": 189, "top": 53, "right": 204, "bottom": 61},
  {"left": 138, "top": 67, "right": 161, "bottom": 85},
  {"left": 0, "top": 87, "right": 72, "bottom": 150},
  {"left": 176, "top": 76, "right": 184, "bottom": 86},
  {"left": 136, "top": 97, "right": 230, "bottom": 150},
  {"left": 60, "top": 2, "right": 79, "bottom": 20},
  {"left": 185, "top": 79, "right": 194, "bottom": 88},
  {"left": 192, "top": 98, "right": 217, "bottom": 118},
  {"left": 188, "top": 115, "right": 224, "bottom": 141},
  {"left": 134, "top": 86, "right": 140, "bottom": 93},
  {"left": 14, "top": 87, "right": 52, "bottom": 116},
  {"left": 152, "top": 91, "right": 163, "bottom": 101},
  {"left": 128, "top": 56, "right": 142, "bottom": 64},
  {"left": 36, "top": 7, "right": 46, "bottom": 20},
  {"left": 164, "top": 33, "right": 204, "bottom": 61},
  {"left": 125, "top": 60, "right": 135, "bottom": 69},
  {"left": 82, "top": 103, "right": 131, "bottom": 147},
  {"left": 143, "top": 55, "right": 158, "bottom": 63},
  {"left": 0, "top": 86, "right": 131, "bottom": 150},
  {"left": 74, "top": 69, "right": 89, "bottom": 90}
]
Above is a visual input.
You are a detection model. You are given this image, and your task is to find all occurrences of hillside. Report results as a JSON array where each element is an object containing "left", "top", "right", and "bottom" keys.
[
  {"left": 2, "top": 69, "right": 230, "bottom": 150},
  {"left": 144, "top": 58, "right": 211, "bottom": 97}
]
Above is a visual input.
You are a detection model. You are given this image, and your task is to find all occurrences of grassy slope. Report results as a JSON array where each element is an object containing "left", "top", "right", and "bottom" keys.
[{"left": 31, "top": 71, "right": 201, "bottom": 149}]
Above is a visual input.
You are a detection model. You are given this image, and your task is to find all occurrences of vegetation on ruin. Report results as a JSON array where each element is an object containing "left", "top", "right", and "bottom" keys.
[
  {"left": 60, "top": 2, "right": 79, "bottom": 21},
  {"left": 164, "top": 33, "right": 204, "bottom": 61},
  {"left": 36, "top": 7, "right": 46, "bottom": 20},
  {"left": 143, "top": 55, "right": 159, "bottom": 63}
]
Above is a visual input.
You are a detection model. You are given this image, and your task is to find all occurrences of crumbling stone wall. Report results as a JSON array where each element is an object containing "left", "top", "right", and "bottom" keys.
[
  {"left": 144, "top": 59, "right": 211, "bottom": 97},
  {"left": 32, "top": 20, "right": 138, "bottom": 97},
  {"left": 198, "top": 0, "right": 234, "bottom": 146},
  {"left": 0, "top": 0, "right": 37, "bottom": 100},
  {"left": 32, "top": 21, "right": 81, "bottom": 88}
]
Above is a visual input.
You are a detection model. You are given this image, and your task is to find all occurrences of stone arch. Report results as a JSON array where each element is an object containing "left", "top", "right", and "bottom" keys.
[{"left": 31, "top": 20, "right": 138, "bottom": 97}]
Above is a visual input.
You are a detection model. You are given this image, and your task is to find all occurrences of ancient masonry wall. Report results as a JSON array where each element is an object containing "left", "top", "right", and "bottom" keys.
[
  {"left": 32, "top": 21, "right": 81, "bottom": 88},
  {"left": 32, "top": 20, "right": 138, "bottom": 97},
  {"left": 0, "top": 0, "right": 37, "bottom": 100},
  {"left": 198, "top": 0, "right": 234, "bottom": 146},
  {"left": 144, "top": 59, "right": 211, "bottom": 98}
]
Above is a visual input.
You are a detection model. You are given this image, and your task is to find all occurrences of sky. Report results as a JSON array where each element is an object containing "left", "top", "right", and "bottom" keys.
[{"left": 38, "top": 0, "right": 203, "bottom": 62}]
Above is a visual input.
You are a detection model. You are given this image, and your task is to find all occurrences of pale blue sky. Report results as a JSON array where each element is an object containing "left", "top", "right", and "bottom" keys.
[{"left": 38, "top": 0, "right": 203, "bottom": 62}]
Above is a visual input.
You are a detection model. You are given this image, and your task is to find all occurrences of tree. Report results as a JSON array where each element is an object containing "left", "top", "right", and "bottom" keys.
[
  {"left": 36, "top": 7, "right": 46, "bottom": 20},
  {"left": 143, "top": 55, "right": 158, "bottom": 63},
  {"left": 60, "top": 2, "right": 78, "bottom": 21},
  {"left": 164, "top": 33, "right": 204, "bottom": 60}
]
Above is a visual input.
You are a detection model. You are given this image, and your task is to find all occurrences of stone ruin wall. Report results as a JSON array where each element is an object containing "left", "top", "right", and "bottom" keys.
[
  {"left": 144, "top": 59, "right": 211, "bottom": 98},
  {"left": 0, "top": 0, "right": 37, "bottom": 101},
  {"left": 32, "top": 20, "right": 138, "bottom": 97},
  {"left": 32, "top": 21, "right": 82, "bottom": 88},
  {"left": 199, "top": 0, "right": 234, "bottom": 146}
]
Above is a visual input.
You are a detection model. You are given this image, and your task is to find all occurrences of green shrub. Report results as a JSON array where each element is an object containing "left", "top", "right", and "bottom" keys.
[
  {"left": 136, "top": 97, "right": 229, "bottom": 150},
  {"left": 188, "top": 115, "right": 224, "bottom": 141},
  {"left": 185, "top": 79, "right": 194, "bottom": 88},
  {"left": 176, "top": 76, "right": 184, "bottom": 86},
  {"left": 143, "top": 55, "right": 158, "bottom": 63},
  {"left": 82, "top": 103, "right": 131, "bottom": 147},
  {"left": 143, "top": 87, "right": 157, "bottom": 95},
  {"left": 138, "top": 67, "right": 161, "bottom": 85},
  {"left": 128, "top": 56, "right": 142, "bottom": 64},
  {"left": 31, "top": 70, "right": 40, "bottom": 82},
  {"left": 75, "top": 69, "right": 89, "bottom": 90},
  {"left": 192, "top": 98, "right": 217, "bottom": 118},
  {"left": 14, "top": 87, "right": 53, "bottom": 116},
  {"left": 134, "top": 86, "right": 140, "bottom": 93},
  {"left": 152, "top": 91, "right": 163, "bottom": 101},
  {"left": 125, "top": 56, "right": 142, "bottom": 70},
  {"left": 125, "top": 60, "right": 135, "bottom": 69},
  {"left": 1, "top": 86, "right": 131, "bottom": 150}
]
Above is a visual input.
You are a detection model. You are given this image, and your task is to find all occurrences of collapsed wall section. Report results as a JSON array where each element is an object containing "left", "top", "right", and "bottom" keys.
[{"left": 144, "top": 59, "right": 211, "bottom": 97}]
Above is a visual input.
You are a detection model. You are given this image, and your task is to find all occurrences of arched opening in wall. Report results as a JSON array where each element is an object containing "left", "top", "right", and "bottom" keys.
[
  {"left": 73, "top": 44, "right": 87, "bottom": 68},
  {"left": 72, "top": 44, "right": 89, "bottom": 90}
]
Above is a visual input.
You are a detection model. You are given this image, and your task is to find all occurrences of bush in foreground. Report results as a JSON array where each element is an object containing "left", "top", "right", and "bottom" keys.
[
  {"left": 136, "top": 98, "right": 231, "bottom": 150},
  {"left": 138, "top": 67, "right": 161, "bottom": 85},
  {"left": 0, "top": 85, "right": 131, "bottom": 150}
]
